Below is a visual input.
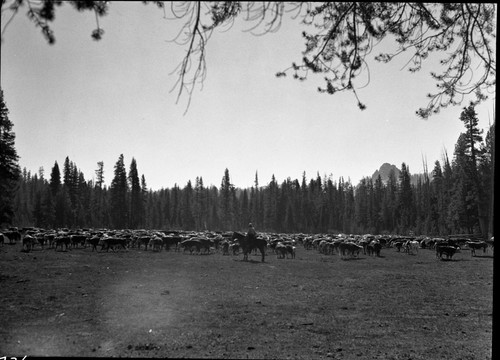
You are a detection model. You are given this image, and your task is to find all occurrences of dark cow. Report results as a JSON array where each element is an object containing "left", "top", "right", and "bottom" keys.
[
  {"left": 70, "top": 234, "right": 87, "bottom": 249},
  {"left": 192, "top": 237, "right": 214, "bottom": 254},
  {"left": 22, "top": 235, "right": 34, "bottom": 252},
  {"left": 285, "top": 244, "right": 296, "bottom": 259},
  {"left": 436, "top": 245, "right": 460, "bottom": 260},
  {"left": 466, "top": 241, "right": 488, "bottom": 256},
  {"left": 148, "top": 237, "right": 163, "bottom": 252},
  {"left": 55, "top": 236, "right": 71, "bottom": 251},
  {"left": 221, "top": 240, "right": 230, "bottom": 255},
  {"left": 367, "top": 240, "right": 381, "bottom": 257},
  {"left": 86, "top": 236, "right": 101, "bottom": 252},
  {"left": 338, "top": 242, "right": 363, "bottom": 258},
  {"left": 162, "top": 236, "right": 183, "bottom": 251},
  {"left": 230, "top": 242, "right": 240, "bottom": 255},
  {"left": 275, "top": 242, "right": 287, "bottom": 259},
  {"left": 180, "top": 239, "right": 202, "bottom": 254},
  {"left": 4, "top": 230, "right": 21, "bottom": 244},
  {"left": 137, "top": 236, "right": 151, "bottom": 250},
  {"left": 101, "top": 237, "right": 128, "bottom": 252}
]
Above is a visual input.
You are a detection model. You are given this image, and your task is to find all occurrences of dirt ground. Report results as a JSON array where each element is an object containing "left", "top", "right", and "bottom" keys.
[{"left": 0, "top": 239, "right": 493, "bottom": 359}]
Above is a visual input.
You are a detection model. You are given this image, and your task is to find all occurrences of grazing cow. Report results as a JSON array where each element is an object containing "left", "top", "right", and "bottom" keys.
[
  {"left": 44, "top": 233, "right": 56, "bottom": 248},
  {"left": 286, "top": 244, "right": 296, "bottom": 259},
  {"left": 339, "top": 242, "right": 363, "bottom": 258},
  {"left": 367, "top": 240, "right": 381, "bottom": 257},
  {"left": 101, "top": 237, "right": 128, "bottom": 252},
  {"left": 22, "top": 235, "right": 34, "bottom": 252},
  {"left": 194, "top": 237, "right": 214, "bottom": 254},
  {"left": 86, "top": 236, "right": 101, "bottom": 252},
  {"left": 436, "top": 245, "right": 460, "bottom": 260},
  {"left": 148, "top": 236, "right": 163, "bottom": 252},
  {"left": 221, "top": 240, "right": 230, "bottom": 255},
  {"left": 4, "top": 230, "right": 21, "bottom": 244},
  {"left": 34, "top": 234, "right": 46, "bottom": 249},
  {"left": 180, "top": 239, "right": 202, "bottom": 254},
  {"left": 485, "top": 237, "right": 494, "bottom": 253},
  {"left": 230, "top": 242, "right": 240, "bottom": 255},
  {"left": 162, "top": 236, "right": 183, "bottom": 251},
  {"left": 466, "top": 241, "right": 488, "bottom": 256},
  {"left": 70, "top": 234, "right": 87, "bottom": 248},
  {"left": 55, "top": 236, "right": 71, "bottom": 251},
  {"left": 137, "top": 236, "right": 151, "bottom": 250},
  {"left": 275, "top": 242, "right": 287, "bottom": 259},
  {"left": 404, "top": 240, "right": 419, "bottom": 255}
]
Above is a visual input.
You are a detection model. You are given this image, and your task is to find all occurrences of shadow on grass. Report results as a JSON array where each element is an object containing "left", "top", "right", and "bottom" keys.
[
  {"left": 471, "top": 255, "right": 494, "bottom": 259},
  {"left": 233, "top": 258, "right": 265, "bottom": 264},
  {"left": 341, "top": 257, "right": 365, "bottom": 261}
]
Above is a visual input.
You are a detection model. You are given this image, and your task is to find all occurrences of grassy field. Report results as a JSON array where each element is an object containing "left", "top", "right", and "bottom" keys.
[{"left": 0, "top": 239, "right": 493, "bottom": 359}]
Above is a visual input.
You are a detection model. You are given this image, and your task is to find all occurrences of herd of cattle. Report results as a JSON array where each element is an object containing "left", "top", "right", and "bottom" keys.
[{"left": 0, "top": 227, "right": 495, "bottom": 261}]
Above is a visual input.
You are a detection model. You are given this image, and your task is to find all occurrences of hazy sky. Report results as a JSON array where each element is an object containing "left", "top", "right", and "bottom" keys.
[{"left": 1, "top": 2, "right": 495, "bottom": 190}]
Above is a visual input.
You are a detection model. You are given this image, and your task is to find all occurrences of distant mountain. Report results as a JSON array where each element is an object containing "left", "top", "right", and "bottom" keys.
[
  {"left": 371, "top": 163, "right": 432, "bottom": 185},
  {"left": 371, "top": 163, "right": 400, "bottom": 184}
]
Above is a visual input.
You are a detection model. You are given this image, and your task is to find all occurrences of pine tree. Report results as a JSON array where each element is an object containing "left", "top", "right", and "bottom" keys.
[
  {"left": 49, "top": 161, "right": 61, "bottom": 196},
  {"left": 459, "top": 103, "right": 488, "bottom": 236},
  {"left": 110, "top": 154, "right": 128, "bottom": 229},
  {"left": 220, "top": 168, "right": 234, "bottom": 230},
  {"left": 128, "top": 158, "right": 142, "bottom": 228},
  {"left": 398, "top": 163, "right": 413, "bottom": 234},
  {"left": 0, "top": 89, "right": 21, "bottom": 226}
]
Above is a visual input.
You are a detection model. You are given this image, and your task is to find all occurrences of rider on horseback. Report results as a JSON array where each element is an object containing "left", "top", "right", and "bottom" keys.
[{"left": 247, "top": 223, "right": 257, "bottom": 241}]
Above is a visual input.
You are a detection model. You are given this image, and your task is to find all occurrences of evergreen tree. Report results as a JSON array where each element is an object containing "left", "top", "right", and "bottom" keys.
[
  {"left": 0, "top": 89, "right": 21, "bottom": 226},
  {"left": 398, "top": 163, "right": 413, "bottom": 234},
  {"left": 110, "top": 154, "right": 128, "bottom": 229},
  {"left": 128, "top": 158, "right": 142, "bottom": 228},
  {"left": 49, "top": 161, "right": 61, "bottom": 196},
  {"left": 181, "top": 180, "right": 195, "bottom": 230},
  {"left": 220, "top": 168, "right": 234, "bottom": 230},
  {"left": 459, "top": 103, "right": 488, "bottom": 236}
]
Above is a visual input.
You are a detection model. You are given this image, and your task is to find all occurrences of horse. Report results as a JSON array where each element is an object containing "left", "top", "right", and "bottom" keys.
[{"left": 231, "top": 231, "right": 266, "bottom": 262}]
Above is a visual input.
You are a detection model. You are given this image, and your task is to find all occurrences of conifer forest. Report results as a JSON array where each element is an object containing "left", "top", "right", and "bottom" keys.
[{"left": 3, "top": 102, "right": 494, "bottom": 239}]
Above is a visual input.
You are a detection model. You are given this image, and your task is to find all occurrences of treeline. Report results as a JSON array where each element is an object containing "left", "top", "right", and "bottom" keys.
[{"left": 9, "top": 105, "right": 495, "bottom": 238}]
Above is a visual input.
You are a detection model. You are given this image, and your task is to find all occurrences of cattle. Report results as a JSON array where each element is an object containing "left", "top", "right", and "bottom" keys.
[
  {"left": 101, "top": 237, "right": 128, "bottom": 252},
  {"left": 485, "top": 237, "right": 494, "bottom": 253},
  {"left": 86, "top": 236, "right": 101, "bottom": 252},
  {"left": 45, "top": 233, "right": 56, "bottom": 248},
  {"left": 4, "top": 230, "right": 21, "bottom": 244},
  {"left": 34, "top": 234, "right": 46, "bottom": 249},
  {"left": 55, "top": 235, "right": 71, "bottom": 251},
  {"left": 404, "top": 240, "right": 419, "bottom": 255},
  {"left": 70, "top": 234, "right": 87, "bottom": 249},
  {"left": 22, "top": 235, "right": 34, "bottom": 252},
  {"left": 466, "top": 241, "right": 488, "bottom": 256},
  {"left": 193, "top": 237, "right": 214, "bottom": 254},
  {"left": 230, "top": 242, "right": 240, "bottom": 255},
  {"left": 162, "top": 236, "right": 183, "bottom": 251},
  {"left": 436, "top": 245, "right": 460, "bottom": 260},
  {"left": 0, "top": 232, "right": 5, "bottom": 246},
  {"left": 338, "top": 242, "right": 363, "bottom": 258},
  {"left": 148, "top": 236, "right": 163, "bottom": 252},
  {"left": 367, "top": 240, "right": 381, "bottom": 257},
  {"left": 180, "top": 239, "right": 202, "bottom": 254},
  {"left": 137, "top": 236, "right": 151, "bottom": 250},
  {"left": 221, "top": 240, "right": 230, "bottom": 255},
  {"left": 285, "top": 244, "right": 296, "bottom": 259},
  {"left": 275, "top": 242, "right": 287, "bottom": 259}
]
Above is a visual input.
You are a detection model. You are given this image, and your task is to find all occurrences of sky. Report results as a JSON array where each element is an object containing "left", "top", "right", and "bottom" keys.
[{"left": 1, "top": 2, "right": 496, "bottom": 191}]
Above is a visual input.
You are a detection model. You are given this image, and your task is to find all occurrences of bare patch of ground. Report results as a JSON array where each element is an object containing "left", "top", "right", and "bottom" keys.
[{"left": 0, "top": 242, "right": 493, "bottom": 359}]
